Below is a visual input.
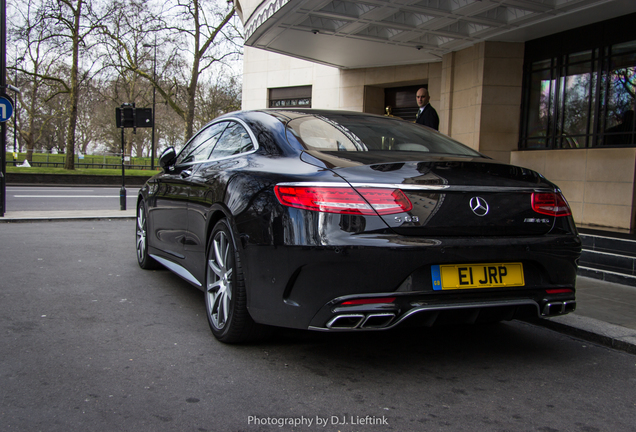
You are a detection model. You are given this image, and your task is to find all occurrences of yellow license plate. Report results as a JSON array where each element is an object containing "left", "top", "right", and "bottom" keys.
[{"left": 431, "top": 263, "right": 524, "bottom": 290}]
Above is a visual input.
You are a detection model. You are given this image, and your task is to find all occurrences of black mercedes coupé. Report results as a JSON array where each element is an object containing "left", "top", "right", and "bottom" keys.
[{"left": 136, "top": 109, "right": 581, "bottom": 343}]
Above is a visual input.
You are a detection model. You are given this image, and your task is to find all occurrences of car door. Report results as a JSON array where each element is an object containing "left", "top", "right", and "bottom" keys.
[
  {"left": 184, "top": 120, "right": 257, "bottom": 281},
  {"left": 148, "top": 122, "right": 228, "bottom": 262}
]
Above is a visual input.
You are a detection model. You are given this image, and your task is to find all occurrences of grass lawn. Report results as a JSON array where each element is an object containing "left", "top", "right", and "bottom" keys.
[
  {"left": 6, "top": 166, "right": 159, "bottom": 177},
  {"left": 8, "top": 152, "right": 157, "bottom": 167}
]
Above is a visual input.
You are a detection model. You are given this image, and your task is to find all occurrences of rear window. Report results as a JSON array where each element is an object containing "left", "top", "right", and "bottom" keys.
[{"left": 287, "top": 114, "right": 481, "bottom": 157}]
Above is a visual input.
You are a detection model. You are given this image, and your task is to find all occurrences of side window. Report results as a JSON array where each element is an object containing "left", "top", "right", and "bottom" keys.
[
  {"left": 210, "top": 122, "right": 255, "bottom": 159},
  {"left": 175, "top": 122, "right": 228, "bottom": 165}
]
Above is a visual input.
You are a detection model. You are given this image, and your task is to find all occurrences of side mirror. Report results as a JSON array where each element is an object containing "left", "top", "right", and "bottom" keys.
[{"left": 159, "top": 147, "right": 176, "bottom": 171}]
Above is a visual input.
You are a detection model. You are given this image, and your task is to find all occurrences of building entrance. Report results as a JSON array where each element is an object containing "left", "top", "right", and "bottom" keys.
[{"left": 384, "top": 85, "right": 424, "bottom": 120}]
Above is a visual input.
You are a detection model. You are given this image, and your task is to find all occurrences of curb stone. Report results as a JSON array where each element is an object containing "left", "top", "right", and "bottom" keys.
[{"left": 522, "top": 314, "right": 636, "bottom": 355}]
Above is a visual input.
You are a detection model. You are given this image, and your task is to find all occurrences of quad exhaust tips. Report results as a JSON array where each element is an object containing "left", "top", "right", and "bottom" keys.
[
  {"left": 326, "top": 313, "right": 396, "bottom": 329},
  {"left": 318, "top": 299, "right": 576, "bottom": 331},
  {"left": 542, "top": 301, "right": 576, "bottom": 316}
]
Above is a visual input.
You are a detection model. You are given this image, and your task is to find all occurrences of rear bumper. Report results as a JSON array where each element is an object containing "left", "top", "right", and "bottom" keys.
[
  {"left": 309, "top": 294, "right": 576, "bottom": 332},
  {"left": 241, "top": 232, "right": 581, "bottom": 330}
]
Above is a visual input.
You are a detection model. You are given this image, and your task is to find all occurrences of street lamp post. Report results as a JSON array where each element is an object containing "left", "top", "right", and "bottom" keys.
[
  {"left": 143, "top": 40, "right": 157, "bottom": 170},
  {"left": 1, "top": 0, "right": 7, "bottom": 217},
  {"left": 13, "top": 56, "right": 23, "bottom": 156}
]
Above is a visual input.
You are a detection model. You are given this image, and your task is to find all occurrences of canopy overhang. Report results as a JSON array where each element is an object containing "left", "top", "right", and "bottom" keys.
[{"left": 241, "top": 0, "right": 636, "bottom": 69}]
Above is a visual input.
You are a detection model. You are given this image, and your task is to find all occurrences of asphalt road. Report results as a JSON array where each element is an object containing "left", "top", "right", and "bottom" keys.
[
  {"left": 1, "top": 220, "right": 635, "bottom": 432},
  {"left": 5, "top": 186, "right": 140, "bottom": 212}
]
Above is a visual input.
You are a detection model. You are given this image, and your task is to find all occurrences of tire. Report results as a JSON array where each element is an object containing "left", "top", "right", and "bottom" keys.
[
  {"left": 205, "top": 219, "right": 267, "bottom": 343},
  {"left": 136, "top": 201, "right": 161, "bottom": 270}
]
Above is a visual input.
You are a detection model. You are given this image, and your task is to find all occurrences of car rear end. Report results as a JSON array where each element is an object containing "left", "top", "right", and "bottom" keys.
[{"left": 245, "top": 110, "right": 581, "bottom": 331}]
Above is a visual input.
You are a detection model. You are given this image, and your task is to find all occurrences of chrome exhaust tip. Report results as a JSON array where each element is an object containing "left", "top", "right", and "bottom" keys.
[
  {"left": 326, "top": 314, "right": 365, "bottom": 329},
  {"left": 360, "top": 313, "right": 396, "bottom": 329},
  {"left": 542, "top": 301, "right": 576, "bottom": 316},
  {"left": 325, "top": 313, "right": 397, "bottom": 330}
]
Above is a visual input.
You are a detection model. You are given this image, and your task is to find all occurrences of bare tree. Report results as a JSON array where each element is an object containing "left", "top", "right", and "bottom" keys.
[
  {"left": 39, "top": 94, "right": 68, "bottom": 154},
  {"left": 195, "top": 75, "right": 241, "bottom": 131},
  {"left": 101, "top": 0, "right": 242, "bottom": 142},
  {"left": 9, "top": 0, "right": 244, "bottom": 167},
  {"left": 97, "top": 0, "right": 155, "bottom": 158},
  {"left": 76, "top": 78, "right": 110, "bottom": 155},
  {"left": 174, "top": 0, "right": 241, "bottom": 139},
  {"left": 15, "top": 0, "right": 107, "bottom": 169},
  {"left": 10, "top": 0, "right": 67, "bottom": 162},
  {"left": 16, "top": 55, "right": 64, "bottom": 162}
]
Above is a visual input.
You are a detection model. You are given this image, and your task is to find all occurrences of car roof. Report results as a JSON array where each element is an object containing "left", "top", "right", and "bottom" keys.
[{"left": 221, "top": 108, "right": 402, "bottom": 124}]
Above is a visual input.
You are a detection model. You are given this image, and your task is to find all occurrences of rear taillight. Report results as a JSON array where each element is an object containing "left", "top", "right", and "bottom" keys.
[
  {"left": 274, "top": 185, "right": 412, "bottom": 215},
  {"left": 532, "top": 192, "right": 572, "bottom": 217}
]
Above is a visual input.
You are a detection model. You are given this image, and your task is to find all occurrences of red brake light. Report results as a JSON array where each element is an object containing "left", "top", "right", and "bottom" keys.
[
  {"left": 274, "top": 185, "right": 412, "bottom": 215},
  {"left": 532, "top": 192, "right": 572, "bottom": 217},
  {"left": 341, "top": 297, "right": 396, "bottom": 305},
  {"left": 546, "top": 289, "right": 573, "bottom": 294}
]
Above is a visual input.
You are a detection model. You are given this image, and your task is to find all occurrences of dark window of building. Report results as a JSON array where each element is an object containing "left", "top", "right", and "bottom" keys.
[
  {"left": 269, "top": 86, "right": 312, "bottom": 108},
  {"left": 384, "top": 85, "right": 423, "bottom": 120},
  {"left": 520, "top": 14, "right": 636, "bottom": 149}
]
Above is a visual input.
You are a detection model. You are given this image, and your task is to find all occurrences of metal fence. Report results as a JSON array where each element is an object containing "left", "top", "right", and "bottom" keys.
[{"left": 7, "top": 152, "right": 159, "bottom": 171}]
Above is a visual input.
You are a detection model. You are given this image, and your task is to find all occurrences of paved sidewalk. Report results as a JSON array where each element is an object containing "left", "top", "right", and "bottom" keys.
[
  {"left": 0, "top": 209, "right": 136, "bottom": 222},
  {"left": 1, "top": 210, "right": 635, "bottom": 354},
  {"left": 527, "top": 276, "right": 636, "bottom": 354}
]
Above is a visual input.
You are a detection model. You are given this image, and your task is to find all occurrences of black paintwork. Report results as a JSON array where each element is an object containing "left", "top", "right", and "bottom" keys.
[{"left": 138, "top": 109, "right": 581, "bottom": 331}]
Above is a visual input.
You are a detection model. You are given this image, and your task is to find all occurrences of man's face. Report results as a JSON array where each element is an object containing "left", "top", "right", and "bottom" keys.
[{"left": 416, "top": 89, "right": 430, "bottom": 108}]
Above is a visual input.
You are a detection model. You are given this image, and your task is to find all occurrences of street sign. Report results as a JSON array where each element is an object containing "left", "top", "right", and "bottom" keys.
[{"left": 0, "top": 96, "right": 14, "bottom": 122}]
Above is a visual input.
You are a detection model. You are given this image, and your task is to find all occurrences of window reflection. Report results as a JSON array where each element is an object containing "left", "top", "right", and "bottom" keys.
[
  {"left": 559, "top": 56, "right": 594, "bottom": 148},
  {"left": 521, "top": 39, "right": 636, "bottom": 149},
  {"left": 601, "top": 46, "right": 636, "bottom": 145},
  {"left": 269, "top": 98, "right": 311, "bottom": 108},
  {"left": 526, "top": 66, "right": 554, "bottom": 148}
]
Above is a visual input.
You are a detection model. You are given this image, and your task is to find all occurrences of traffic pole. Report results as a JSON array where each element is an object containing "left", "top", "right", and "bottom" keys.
[
  {"left": 0, "top": 0, "right": 7, "bottom": 217},
  {"left": 120, "top": 106, "right": 126, "bottom": 211}
]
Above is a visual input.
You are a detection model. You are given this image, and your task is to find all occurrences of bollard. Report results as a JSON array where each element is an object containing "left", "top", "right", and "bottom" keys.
[{"left": 120, "top": 186, "right": 127, "bottom": 211}]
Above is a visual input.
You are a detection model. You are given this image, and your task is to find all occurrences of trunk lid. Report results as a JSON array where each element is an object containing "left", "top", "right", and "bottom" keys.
[{"left": 301, "top": 151, "right": 559, "bottom": 236}]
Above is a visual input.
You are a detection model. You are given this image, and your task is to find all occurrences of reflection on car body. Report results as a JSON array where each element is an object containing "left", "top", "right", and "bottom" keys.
[{"left": 136, "top": 109, "right": 581, "bottom": 343}]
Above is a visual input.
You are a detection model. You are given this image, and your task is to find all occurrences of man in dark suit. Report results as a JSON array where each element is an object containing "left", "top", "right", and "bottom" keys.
[{"left": 415, "top": 87, "right": 439, "bottom": 131}]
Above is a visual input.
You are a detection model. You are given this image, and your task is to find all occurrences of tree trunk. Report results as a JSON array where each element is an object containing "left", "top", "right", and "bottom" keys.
[
  {"left": 184, "top": 56, "right": 200, "bottom": 141},
  {"left": 26, "top": 142, "right": 34, "bottom": 162},
  {"left": 63, "top": 0, "right": 82, "bottom": 170}
]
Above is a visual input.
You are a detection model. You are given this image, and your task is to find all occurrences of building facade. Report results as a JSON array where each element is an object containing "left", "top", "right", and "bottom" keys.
[{"left": 236, "top": 0, "right": 636, "bottom": 231}]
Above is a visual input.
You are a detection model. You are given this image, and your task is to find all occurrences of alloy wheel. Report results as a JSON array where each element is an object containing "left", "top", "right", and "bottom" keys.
[
  {"left": 136, "top": 204, "right": 147, "bottom": 263},
  {"left": 206, "top": 230, "right": 233, "bottom": 330}
]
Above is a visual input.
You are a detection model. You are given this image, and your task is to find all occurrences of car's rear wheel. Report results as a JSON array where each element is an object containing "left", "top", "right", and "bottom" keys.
[
  {"left": 136, "top": 201, "right": 161, "bottom": 270},
  {"left": 205, "top": 219, "right": 267, "bottom": 343}
]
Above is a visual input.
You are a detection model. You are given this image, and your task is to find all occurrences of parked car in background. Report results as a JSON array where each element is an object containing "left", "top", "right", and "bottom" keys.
[{"left": 136, "top": 109, "right": 581, "bottom": 343}]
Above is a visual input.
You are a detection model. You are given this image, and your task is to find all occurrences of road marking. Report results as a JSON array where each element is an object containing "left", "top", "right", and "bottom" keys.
[
  {"left": 8, "top": 189, "right": 96, "bottom": 192},
  {"left": 13, "top": 195, "right": 122, "bottom": 198}
]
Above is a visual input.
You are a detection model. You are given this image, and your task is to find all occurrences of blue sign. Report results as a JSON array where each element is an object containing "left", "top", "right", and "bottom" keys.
[{"left": 0, "top": 96, "right": 14, "bottom": 122}]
